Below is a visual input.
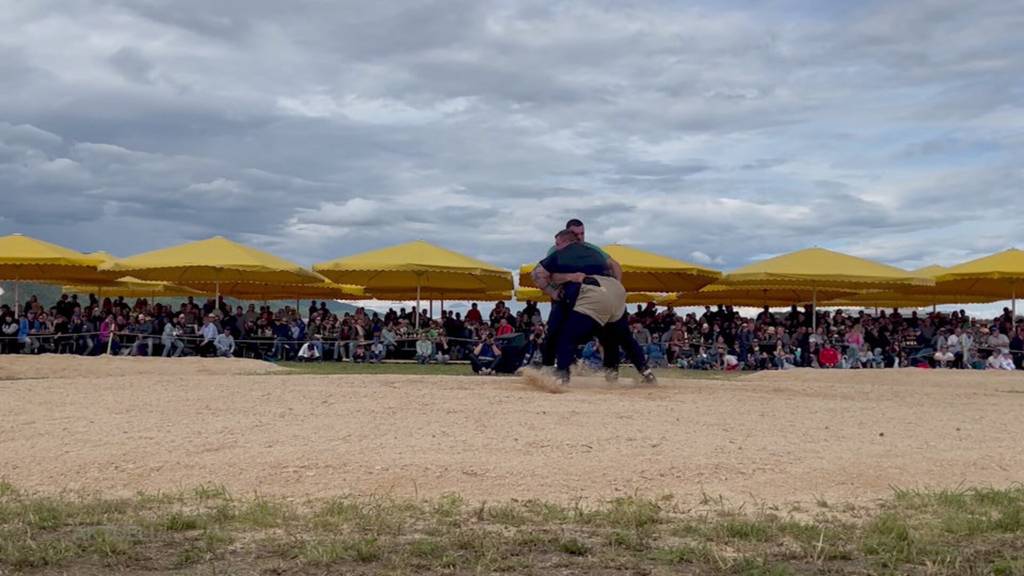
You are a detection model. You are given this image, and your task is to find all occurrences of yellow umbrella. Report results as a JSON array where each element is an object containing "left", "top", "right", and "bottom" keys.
[
  {"left": 63, "top": 276, "right": 206, "bottom": 299},
  {"left": 222, "top": 281, "right": 366, "bottom": 302},
  {"left": 100, "top": 236, "right": 322, "bottom": 304},
  {"left": 515, "top": 287, "right": 662, "bottom": 304},
  {"left": 935, "top": 248, "right": 1024, "bottom": 316},
  {"left": 0, "top": 234, "right": 117, "bottom": 313},
  {"left": 658, "top": 284, "right": 854, "bottom": 308},
  {"left": 314, "top": 241, "right": 513, "bottom": 328},
  {"left": 370, "top": 288, "right": 512, "bottom": 302},
  {"left": 519, "top": 244, "right": 721, "bottom": 292},
  {"left": 822, "top": 266, "right": 1005, "bottom": 309},
  {"left": 719, "top": 247, "right": 932, "bottom": 330}
]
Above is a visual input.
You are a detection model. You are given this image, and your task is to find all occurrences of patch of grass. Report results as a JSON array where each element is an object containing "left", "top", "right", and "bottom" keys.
[
  {"left": 300, "top": 536, "right": 382, "bottom": 565},
  {"left": 234, "top": 496, "right": 291, "bottom": 528},
  {"left": 2, "top": 483, "right": 1024, "bottom": 574},
  {"left": 280, "top": 361, "right": 474, "bottom": 376},
  {"left": 558, "top": 536, "right": 590, "bottom": 556},
  {"left": 650, "top": 543, "right": 711, "bottom": 564},
  {"left": 718, "top": 517, "right": 773, "bottom": 542},
  {"left": 159, "top": 511, "right": 209, "bottom": 531}
]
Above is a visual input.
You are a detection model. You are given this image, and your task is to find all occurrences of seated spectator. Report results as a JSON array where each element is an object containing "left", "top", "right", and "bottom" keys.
[
  {"left": 368, "top": 339, "right": 385, "bottom": 363},
  {"left": 495, "top": 317, "right": 514, "bottom": 338},
  {"left": 415, "top": 333, "right": 433, "bottom": 364},
  {"left": 987, "top": 348, "right": 1015, "bottom": 370},
  {"left": 197, "top": 315, "right": 219, "bottom": 357},
  {"left": 581, "top": 338, "right": 603, "bottom": 370},
  {"left": 352, "top": 344, "right": 367, "bottom": 363},
  {"left": 296, "top": 339, "right": 321, "bottom": 362},
  {"left": 161, "top": 316, "right": 185, "bottom": 357},
  {"left": 470, "top": 334, "right": 501, "bottom": 375},
  {"left": 819, "top": 341, "right": 840, "bottom": 368},
  {"left": 214, "top": 328, "right": 235, "bottom": 358},
  {"left": 933, "top": 345, "right": 954, "bottom": 368},
  {"left": 435, "top": 332, "right": 451, "bottom": 364}
]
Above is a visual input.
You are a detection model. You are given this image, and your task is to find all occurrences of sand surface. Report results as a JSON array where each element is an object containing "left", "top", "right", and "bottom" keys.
[{"left": 2, "top": 356, "right": 1023, "bottom": 506}]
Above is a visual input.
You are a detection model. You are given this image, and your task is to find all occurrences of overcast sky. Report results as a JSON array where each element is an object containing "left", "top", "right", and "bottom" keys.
[{"left": 2, "top": 0, "right": 1022, "bottom": 283}]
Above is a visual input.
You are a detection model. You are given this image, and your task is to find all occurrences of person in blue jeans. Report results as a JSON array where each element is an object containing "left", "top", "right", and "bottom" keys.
[{"left": 470, "top": 334, "right": 501, "bottom": 374}]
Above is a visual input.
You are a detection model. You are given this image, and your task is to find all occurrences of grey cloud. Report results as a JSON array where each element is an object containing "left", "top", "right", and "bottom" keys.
[{"left": 1, "top": 0, "right": 1021, "bottom": 282}]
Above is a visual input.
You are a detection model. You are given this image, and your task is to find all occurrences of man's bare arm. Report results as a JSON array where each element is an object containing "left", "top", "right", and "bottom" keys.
[
  {"left": 608, "top": 257, "right": 623, "bottom": 281},
  {"left": 551, "top": 272, "right": 585, "bottom": 284},
  {"left": 532, "top": 265, "right": 561, "bottom": 300}
]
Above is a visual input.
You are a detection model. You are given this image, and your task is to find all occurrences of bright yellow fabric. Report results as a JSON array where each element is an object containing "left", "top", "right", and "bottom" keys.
[
  {"left": 314, "top": 240, "right": 513, "bottom": 293},
  {"left": 934, "top": 249, "right": 1024, "bottom": 297},
  {"left": 719, "top": 247, "right": 933, "bottom": 290},
  {"left": 658, "top": 284, "right": 854, "bottom": 307},
  {"left": 0, "top": 234, "right": 116, "bottom": 283},
  {"left": 100, "top": 236, "right": 321, "bottom": 285},
  {"left": 215, "top": 281, "right": 365, "bottom": 301},
  {"left": 519, "top": 244, "right": 721, "bottom": 292},
  {"left": 369, "top": 289, "right": 512, "bottom": 302},
  {"left": 64, "top": 277, "right": 205, "bottom": 298},
  {"left": 515, "top": 287, "right": 662, "bottom": 304}
]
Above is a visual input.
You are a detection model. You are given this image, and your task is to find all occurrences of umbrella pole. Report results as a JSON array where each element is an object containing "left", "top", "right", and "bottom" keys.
[
  {"left": 812, "top": 287, "right": 817, "bottom": 332},
  {"left": 429, "top": 299, "right": 433, "bottom": 319},
  {"left": 1013, "top": 283, "right": 1017, "bottom": 320},
  {"left": 415, "top": 280, "right": 421, "bottom": 331},
  {"left": 14, "top": 279, "right": 19, "bottom": 316},
  {"left": 215, "top": 281, "right": 220, "bottom": 318},
  {"left": 441, "top": 298, "right": 445, "bottom": 317}
]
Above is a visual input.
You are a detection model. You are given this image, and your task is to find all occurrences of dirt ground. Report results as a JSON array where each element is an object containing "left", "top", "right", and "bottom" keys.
[{"left": 2, "top": 355, "right": 1023, "bottom": 506}]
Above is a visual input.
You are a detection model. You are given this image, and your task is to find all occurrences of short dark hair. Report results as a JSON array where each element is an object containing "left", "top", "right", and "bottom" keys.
[{"left": 565, "top": 218, "right": 584, "bottom": 228}]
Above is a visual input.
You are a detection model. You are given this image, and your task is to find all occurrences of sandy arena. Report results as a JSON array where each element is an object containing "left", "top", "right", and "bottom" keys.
[{"left": 2, "top": 355, "right": 1023, "bottom": 506}]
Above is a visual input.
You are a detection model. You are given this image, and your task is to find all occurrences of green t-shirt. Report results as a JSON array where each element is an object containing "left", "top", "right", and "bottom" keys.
[{"left": 545, "top": 241, "right": 609, "bottom": 258}]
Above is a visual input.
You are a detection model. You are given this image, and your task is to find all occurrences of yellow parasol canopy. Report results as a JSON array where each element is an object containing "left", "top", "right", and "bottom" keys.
[
  {"left": 314, "top": 241, "right": 512, "bottom": 291},
  {"left": 100, "top": 236, "right": 322, "bottom": 299},
  {"left": 934, "top": 248, "right": 1024, "bottom": 315},
  {"left": 822, "top": 266, "right": 1005, "bottom": 308},
  {"left": 0, "top": 234, "right": 120, "bottom": 313},
  {"left": 63, "top": 276, "right": 206, "bottom": 299},
  {"left": 520, "top": 244, "right": 721, "bottom": 292},
  {"left": 0, "top": 234, "right": 114, "bottom": 283},
  {"left": 720, "top": 248, "right": 933, "bottom": 290},
  {"left": 515, "top": 287, "right": 663, "bottom": 304},
  {"left": 369, "top": 288, "right": 513, "bottom": 302},
  {"left": 314, "top": 241, "right": 513, "bottom": 328},
  {"left": 221, "top": 280, "right": 366, "bottom": 302},
  {"left": 718, "top": 248, "right": 932, "bottom": 328},
  {"left": 658, "top": 284, "right": 854, "bottom": 308}
]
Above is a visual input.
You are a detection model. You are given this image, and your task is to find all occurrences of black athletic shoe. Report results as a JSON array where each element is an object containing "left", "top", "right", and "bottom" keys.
[{"left": 641, "top": 369, "right": 657, "bottom": 385}]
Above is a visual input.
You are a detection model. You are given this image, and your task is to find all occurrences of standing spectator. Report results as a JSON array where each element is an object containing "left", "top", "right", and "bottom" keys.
[
  {"left": 466, "top": 303, "right": 483, "bottom": 326},
  {"left": 1, "top": 313, "right": 18, "bottom": 354}
]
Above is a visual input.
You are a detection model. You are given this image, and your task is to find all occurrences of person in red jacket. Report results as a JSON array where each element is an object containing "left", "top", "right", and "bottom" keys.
[
  {"left": 819, "top": 341, "right": 840, "bottom": 368},
  {"left": 465, "top": 302, "right": 483, "bottom": 326}
]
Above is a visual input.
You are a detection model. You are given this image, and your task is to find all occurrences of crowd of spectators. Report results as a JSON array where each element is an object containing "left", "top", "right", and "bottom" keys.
[{"left": 2, "top": 293, "right": 1022, "bottom": 371}]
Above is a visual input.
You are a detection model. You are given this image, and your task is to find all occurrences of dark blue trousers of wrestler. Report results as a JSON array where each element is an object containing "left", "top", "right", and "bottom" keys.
[
  {"left": 541, "top": 282, "right": 580, "bottom": 366},
  {"left": 598, "top": 314, "right": 651, "bottom": 376},
  {"left": 555, "top": 312, "right": 650, "bottom": 376}
]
